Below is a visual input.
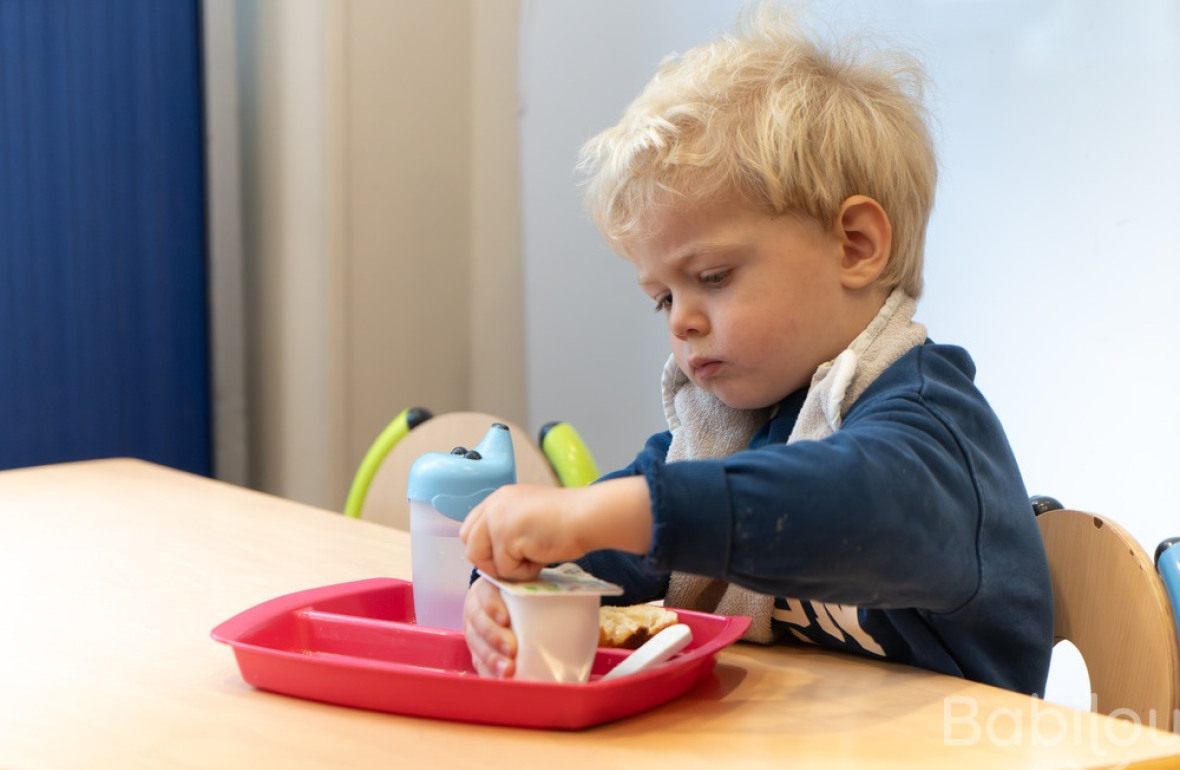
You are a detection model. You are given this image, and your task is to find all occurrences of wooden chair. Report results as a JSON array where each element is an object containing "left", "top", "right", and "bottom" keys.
[
  {"left": 346, "top": 411, "right": 589, "bottom": 531},
  {"left": 1035, "top": 501, "right": 1180, "bottom": 730}
]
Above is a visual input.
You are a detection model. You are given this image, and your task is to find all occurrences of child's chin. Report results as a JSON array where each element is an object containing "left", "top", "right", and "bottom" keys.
[{"left": 711, "top": 388, "right": 773, "bottom": 412}]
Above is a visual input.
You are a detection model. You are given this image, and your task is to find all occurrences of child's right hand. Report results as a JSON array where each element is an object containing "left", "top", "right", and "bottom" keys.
[{"left": 463, "top": 577, "right": 517, "bottom": 678}]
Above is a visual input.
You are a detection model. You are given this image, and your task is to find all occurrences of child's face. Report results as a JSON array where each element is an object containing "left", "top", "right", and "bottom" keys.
[{"left": 624, "top": 195, "right": 870, "bottom": 410}]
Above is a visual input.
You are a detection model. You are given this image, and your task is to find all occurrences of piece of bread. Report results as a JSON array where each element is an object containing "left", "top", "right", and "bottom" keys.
[{"left": 598, "top": 604, "right": 679, "bottom": 649}]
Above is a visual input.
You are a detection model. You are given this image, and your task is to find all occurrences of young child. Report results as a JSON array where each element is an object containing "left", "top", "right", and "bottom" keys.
[{"left": 460, "top": 7, "right": 1052, "bottom": 695}]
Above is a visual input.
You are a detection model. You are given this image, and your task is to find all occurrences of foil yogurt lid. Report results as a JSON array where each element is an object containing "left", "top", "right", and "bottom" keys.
[{"left": 479, "top": 562, "right": 624, "bottom": 597}]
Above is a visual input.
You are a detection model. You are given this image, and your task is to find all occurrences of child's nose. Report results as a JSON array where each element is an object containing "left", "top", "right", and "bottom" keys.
[{"left": 669, "top": 300, "right": 709, "bottom": 339}]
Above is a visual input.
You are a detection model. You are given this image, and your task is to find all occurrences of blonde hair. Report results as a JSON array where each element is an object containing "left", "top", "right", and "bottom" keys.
[{"left": 578, "top": 6, "right": 937, "bottom": 298}]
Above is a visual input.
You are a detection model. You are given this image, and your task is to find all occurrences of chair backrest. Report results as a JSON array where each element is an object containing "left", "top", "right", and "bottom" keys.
[
  {"left": 358, "top": 412, "right": 558, "bottom": 530},
  {"left": 1036, "top": 507, "right": 1180, "bottom": 730}
]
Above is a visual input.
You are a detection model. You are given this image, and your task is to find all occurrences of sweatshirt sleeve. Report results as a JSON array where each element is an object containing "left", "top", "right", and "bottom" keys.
[
  {"left": 574, "top": 430, "right": 673, "bottom": 604},
  {"left": 642, "top": 391, "right": 983, "bottom": 613}
]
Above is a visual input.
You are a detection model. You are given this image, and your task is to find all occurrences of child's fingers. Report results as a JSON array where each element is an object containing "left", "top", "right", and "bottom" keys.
[
  {"left": 466, "top": 622, "right": 512, "bottom": 678},
  {"left": 493, "top": 548, "right": 544, "bottom": 582},
  {"left": 458, "top": 505, "right": 482, "bottom": 542},
  {"left": 462, "top": 512, "right": 496, "bottom": 575},
  {"left": 471, "top": 578, "right": 512, "bottom": 629},
  {"left": 463, "top": 580, "right": 516, "bottom": 678}
]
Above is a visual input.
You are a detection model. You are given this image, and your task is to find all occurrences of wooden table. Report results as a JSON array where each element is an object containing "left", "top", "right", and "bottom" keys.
[{"left": 3, "top": 459, "right": 1180, "bottom": 769}]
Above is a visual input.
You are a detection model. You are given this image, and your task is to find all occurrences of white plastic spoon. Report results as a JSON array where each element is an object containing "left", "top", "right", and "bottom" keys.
[{"left": 600, "top": 623, "right": 693, "bottom": 681}]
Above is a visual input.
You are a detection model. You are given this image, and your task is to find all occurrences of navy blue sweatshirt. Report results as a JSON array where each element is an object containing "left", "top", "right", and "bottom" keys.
[{"left": 580, "top": 342, "right": 1053, "bottom": 695}]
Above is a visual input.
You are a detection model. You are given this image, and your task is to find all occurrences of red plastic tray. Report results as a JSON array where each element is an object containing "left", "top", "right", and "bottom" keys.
[{"left": 212, "top": 578, "right": 749, "bottom": 730}]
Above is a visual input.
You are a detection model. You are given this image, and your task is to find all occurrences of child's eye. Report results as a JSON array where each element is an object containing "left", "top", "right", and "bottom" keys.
[
  {"left": 652, "top": 294, "right": 672, "bottom": 313},
  {"left": 700, "top": 270, "right": 731, "bottom": 287}
]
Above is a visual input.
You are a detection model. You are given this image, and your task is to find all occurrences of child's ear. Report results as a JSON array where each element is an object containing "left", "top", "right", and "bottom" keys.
[{"left": 834, "top": 195, "right": 891, "bottom": 290}]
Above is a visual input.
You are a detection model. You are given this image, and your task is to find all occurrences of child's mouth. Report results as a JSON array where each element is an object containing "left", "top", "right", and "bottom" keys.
[{"left": 691, "top": 359, "right": 724, "bottom": 379}]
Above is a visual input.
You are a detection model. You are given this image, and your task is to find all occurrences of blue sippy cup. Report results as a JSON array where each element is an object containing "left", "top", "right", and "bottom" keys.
[{"left": 406, "top": 423, "right": 516, "bottom": 629}]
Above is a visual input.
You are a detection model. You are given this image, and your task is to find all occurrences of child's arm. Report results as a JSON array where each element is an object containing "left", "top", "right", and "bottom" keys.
[
  {"left": 459, "top": 476, "right": 654, "bottom": 581},
  {"left": 641, "top": 396, "right": 984, "bottom": 610},
  {"left": 578, "top": 548, "right": 670, "bottom": 605}
]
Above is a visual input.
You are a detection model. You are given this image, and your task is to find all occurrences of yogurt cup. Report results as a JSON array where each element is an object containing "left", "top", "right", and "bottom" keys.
[{"left": 479, "top": 563, "right": 623, "bottom": 683}]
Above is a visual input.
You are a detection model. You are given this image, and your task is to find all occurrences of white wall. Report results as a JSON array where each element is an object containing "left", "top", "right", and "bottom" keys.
[
  {"left": 519, "top": 1, "right": 729, "bottom": 469},
  {"left": 520, "top": 0, "right": 1180, "bottom": 706}
]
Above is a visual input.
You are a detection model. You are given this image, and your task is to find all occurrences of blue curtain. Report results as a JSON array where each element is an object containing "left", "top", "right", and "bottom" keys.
[{"left": 0, "top": 0, "right": 211, "bottom": 475}]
